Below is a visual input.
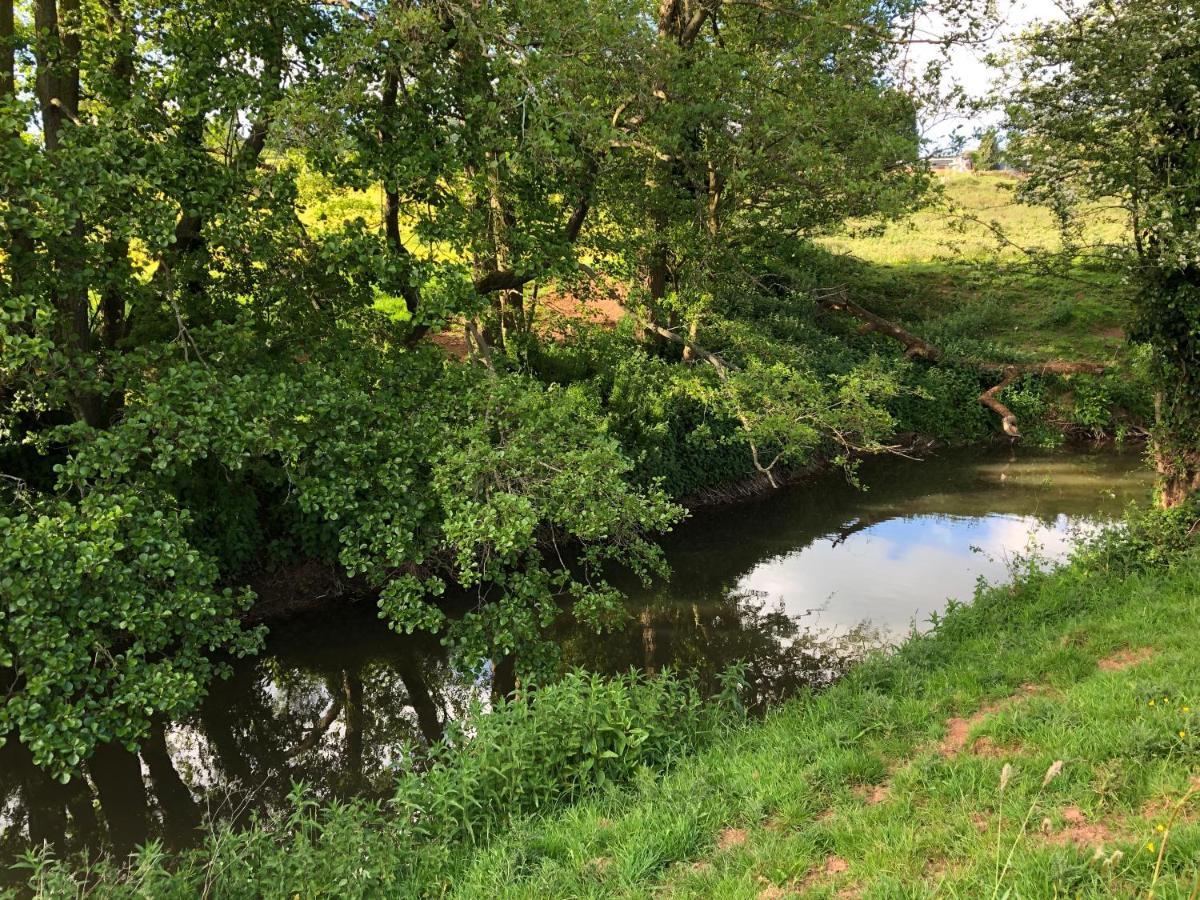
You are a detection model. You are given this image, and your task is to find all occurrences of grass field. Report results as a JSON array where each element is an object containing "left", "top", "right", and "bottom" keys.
[
  {"left": 821, "top": 174, "right": 1133, "bottom": 364},
  {"left": 452, "top": 541, "right": 1200, "bottom": 899}
]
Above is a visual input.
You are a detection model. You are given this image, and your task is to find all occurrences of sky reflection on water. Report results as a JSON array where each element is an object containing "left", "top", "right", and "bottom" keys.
[{"left": 742, "top": 511, "right": 1092, "bottom": 635}]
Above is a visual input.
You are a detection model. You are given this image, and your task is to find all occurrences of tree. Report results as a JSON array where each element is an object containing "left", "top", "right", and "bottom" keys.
[
  {"left": 974, "top": 127, "right": 1002, "bottom": 171},
  {"left": 0, "top": 0, "right": 678, "bottom": 777},
  {"left": 1004, "top": 0, "right": 1200, "bottom": 506}
]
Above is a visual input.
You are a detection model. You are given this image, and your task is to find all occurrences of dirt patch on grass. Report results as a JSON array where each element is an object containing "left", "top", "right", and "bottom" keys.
[
  {"left": 756, "top": 883, "right": 792, "bottom": 900},
  {"left": 971, "top": 735, "right": 1024, "bottom": 759},
  {"left": 940, "top": 684, "right": 1044, "bottom": 757},
  {"left": 1098, "top": 647, "right": 1156, "bottom": 671},
  {"left": 717, "top": 827, "right": 749, "bottom": 851},
  {"left": 798, "top": 856, "right": 850, "bottom": 891},
  {"left": 1041, "top": 806, "right": 1116, "bottom": 849},
  {"left": 852, "top": 783, "right": 891, "bottom": 805}
]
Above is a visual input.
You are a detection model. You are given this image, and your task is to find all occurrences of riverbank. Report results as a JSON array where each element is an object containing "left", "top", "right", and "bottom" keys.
[
  {"left": 19, "top": 505, "right": 1198, "bottom": 898},
  {"left": 452, "top": 523, "right": 1200, "bottom": 898}
]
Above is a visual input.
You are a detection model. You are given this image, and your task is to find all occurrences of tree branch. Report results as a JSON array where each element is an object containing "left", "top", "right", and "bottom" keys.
[{"left": 817, "top": 287, "right": 1107, "bottom": 438}]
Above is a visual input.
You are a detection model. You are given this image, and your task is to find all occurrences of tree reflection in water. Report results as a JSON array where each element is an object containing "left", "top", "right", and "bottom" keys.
[{"left": 0, "top": 585, "right": 856, "bottom": 870}]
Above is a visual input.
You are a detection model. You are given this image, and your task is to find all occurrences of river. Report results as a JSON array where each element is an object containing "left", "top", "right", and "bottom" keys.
[{"left": 0, "top": 447, "right": 1153, "bottom": 870}]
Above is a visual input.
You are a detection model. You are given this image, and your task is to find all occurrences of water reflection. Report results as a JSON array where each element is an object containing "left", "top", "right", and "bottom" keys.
[
  {"left": 0, "top": 448, "right": 1152, "bottom": 873},
  {"left": 633, "top": 448, "right": 1151, "bottom": 635}
]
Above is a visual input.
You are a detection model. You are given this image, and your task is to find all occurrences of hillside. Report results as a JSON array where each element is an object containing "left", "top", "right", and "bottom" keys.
[{"left": 820, "top": 174, "right": 1133, "bottom": 365}]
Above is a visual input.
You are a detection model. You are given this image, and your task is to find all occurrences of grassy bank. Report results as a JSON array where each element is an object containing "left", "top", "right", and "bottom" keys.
[
  {"left": 448, "top": 527, "right": 1199, "bottom": 898},
  {"left": 21, "top": 512, "right": 1200, "bottom": 898}
]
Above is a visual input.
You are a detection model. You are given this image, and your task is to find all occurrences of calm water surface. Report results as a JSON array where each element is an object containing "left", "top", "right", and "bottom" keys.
[{"left": 0, "top": 448, "right": 1153, "bottom": 868}]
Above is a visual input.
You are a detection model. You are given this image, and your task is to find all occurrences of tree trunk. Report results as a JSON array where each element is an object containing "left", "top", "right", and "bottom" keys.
[{"left": 1155, "top": 446, "right": 1200, "bottom": 508}]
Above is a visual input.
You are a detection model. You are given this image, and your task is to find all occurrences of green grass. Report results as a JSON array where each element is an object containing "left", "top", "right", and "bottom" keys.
[
  {"left": 451, "top": 544, "right": 1200, "bottom": 898},
  {"left": 823, "top": 173, "right": 1127, "bottom": 264},
  {"left": 819, "top": 174, "right": 1133, "bottom": 364}
]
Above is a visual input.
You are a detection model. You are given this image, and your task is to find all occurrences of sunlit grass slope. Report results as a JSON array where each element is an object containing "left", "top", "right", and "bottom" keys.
[
  {"left": 819, "top": 174, "right": 1133, "bottom": 364},
  {"left": 455, "top": 546, "right": 1200, "bottom": 899}
]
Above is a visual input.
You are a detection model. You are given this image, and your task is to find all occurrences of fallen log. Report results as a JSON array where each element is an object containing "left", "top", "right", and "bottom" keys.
[
  {"left": 980, "top": 366, "right": 1022, "bottom": 437},
  {"left": 816, "top": 288, "right": 1106, "bottom": 438},
  {"left": 816, "top": 289, "right": 941, "bottom": 362}
]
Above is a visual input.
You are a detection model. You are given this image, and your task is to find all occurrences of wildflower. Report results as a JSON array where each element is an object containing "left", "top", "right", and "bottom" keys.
[
  {"left": 1180, "top": 730, "right": 1188, "bottom": 739},
  {"left": 1184, "top": 706, "right": 1191, "bottom": 713},
  {"left": 1147, "top": 841, "right": 1156, "bottom": 853},
  {"left": 1149, "top": 700, "right": 1156, "bottom": 706},
  {"left": 1156, "top": 823, "right": 1166, "bottom": 833}
]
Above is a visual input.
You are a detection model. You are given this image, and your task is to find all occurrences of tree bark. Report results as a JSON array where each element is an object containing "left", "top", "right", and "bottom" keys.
[{"left": 1154, "top": 447, "right": 1200, "bottom": 509}]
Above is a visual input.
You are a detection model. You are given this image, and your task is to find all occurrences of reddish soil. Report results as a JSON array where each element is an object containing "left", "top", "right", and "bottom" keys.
[
  {"left": 798, "top": 856, "right": 851, "bottom": 891},
  {"left": 1042, "top": 806, "right": 1114, "bottom": 849},
  {"left": 429, "top": 329, "right": 470, "bottom": 360},
  {"left": 853, "top": 784, "right": 890, "bottom": 804},
  {"left": 429, "top": 278, "right": 629, "bottom": 361},
  {"left": 1098, "top": 647, "right": 1156, "bottom": 671},
  {"left": 939, "top": 684, "right": 1043, "bottom": 757}
]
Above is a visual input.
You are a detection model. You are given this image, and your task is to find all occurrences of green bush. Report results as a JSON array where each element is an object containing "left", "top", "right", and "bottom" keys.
[
  {"left": 531, "top": 324, "right": 755, "bottom": 497},
  {"left": 886, "top": 362, "right": 992, "bottom": 443}
]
